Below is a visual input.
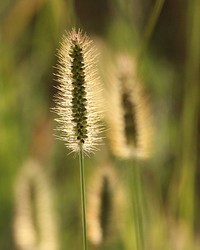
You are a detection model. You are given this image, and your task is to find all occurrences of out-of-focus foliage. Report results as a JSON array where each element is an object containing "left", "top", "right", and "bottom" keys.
[{"left": 0, "top": 0, "right": 200, "bottom": 249}]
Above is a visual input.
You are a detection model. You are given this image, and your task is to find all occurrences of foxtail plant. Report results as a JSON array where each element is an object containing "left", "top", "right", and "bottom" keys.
[
  {"left": 54, "top": 29, "right": 103, "bottom": 250},
  {"left": 106, "top": 54, "right": 153, "bottom": 250},
  {"left": 106, "top": 54, "right": 153, "bottom": 159},
  {"left": 13, "top": 158, "right": 58, "bottom": 250},
  {"left": 55, "top": 29, "right": 103, "bottom": 155},
  {"left": 87, "top": 164, "right": 123, "bottom": 247}
]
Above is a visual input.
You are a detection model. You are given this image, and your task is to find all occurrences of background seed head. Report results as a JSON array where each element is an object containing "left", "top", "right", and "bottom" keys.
[
  {"left": 87, "top": 163, "right": 124, "bottom": 246},
  {"left": 106, "top": 54, "right": 153, "bottom": 159}
]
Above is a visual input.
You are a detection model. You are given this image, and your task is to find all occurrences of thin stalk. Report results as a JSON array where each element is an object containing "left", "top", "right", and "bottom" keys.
[
  {"left": 127, "top": 161, "right": 145, "bottom": 250},
  {"left": 178, "top": 0, "right": 200, "bottom": 230},
  {"left": 133, "top": 163, "right": 144, "bottom": 250},
  {"left": 138, "top": 0, "right": 165, "bottom": 62},
  {"left": 79, "top": 146, "right": 88, "bottom": 250}
]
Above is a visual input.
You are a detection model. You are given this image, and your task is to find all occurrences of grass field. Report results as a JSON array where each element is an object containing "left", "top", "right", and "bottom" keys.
[{"left": 0, "top": 0, "right": 200, "bottom": 249}]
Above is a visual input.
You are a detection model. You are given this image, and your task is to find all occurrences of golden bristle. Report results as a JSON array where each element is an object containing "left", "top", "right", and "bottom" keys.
[
  {"left": 106, "top": 54, "right": 153, "bottom": 159},
  {"left": 86, "top": 163, "right": 123, "bottom": 246},
  {"left": 13, "top": 158, "right": 59, "bottom": 250}
]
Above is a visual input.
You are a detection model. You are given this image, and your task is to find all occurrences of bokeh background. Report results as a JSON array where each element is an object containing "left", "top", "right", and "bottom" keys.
[{"left": 0, "top": 0, "right": 200, "bottom": 249}]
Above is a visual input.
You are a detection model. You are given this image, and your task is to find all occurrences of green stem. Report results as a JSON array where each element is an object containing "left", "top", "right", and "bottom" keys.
[
  {"left": 134, "top": 164, "right": 144, "bottom": 250},
  {"left": 178, "top": 0, "right": 200, "bottom": 230},
  {"left": 138, "top": 0, "right": 165, "bottom": 62},
  {"left": 127, "top": 161, "right": 145, "bottom": 250},
  {"left": 79, "top": 146, "right": 88, "bottom": 250}
]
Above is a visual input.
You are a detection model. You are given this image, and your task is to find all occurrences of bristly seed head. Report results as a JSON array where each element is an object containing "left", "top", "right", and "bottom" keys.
[
  {"left": 106, "top": 54, "right": 153, "bottom": 159},
  {"left": 54, "top": 28, "right": 103, "bottom": 154},
  {"left": 87, "top": 164, "right": 123, "bottom": 246}
]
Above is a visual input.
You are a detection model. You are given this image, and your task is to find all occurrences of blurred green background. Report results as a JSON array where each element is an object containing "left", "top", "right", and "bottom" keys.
[{"left": 0, "top": 0, "right": 200, "bottom": 249}]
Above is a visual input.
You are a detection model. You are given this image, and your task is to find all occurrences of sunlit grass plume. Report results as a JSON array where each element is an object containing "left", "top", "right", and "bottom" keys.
[{"left": 54, "top": 28, "right": 103, "bottom": 155}]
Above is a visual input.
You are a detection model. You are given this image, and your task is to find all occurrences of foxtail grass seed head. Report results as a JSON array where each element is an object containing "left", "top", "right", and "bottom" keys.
[
  {"left": 87, "top": 164, "right": 123, "bottom": 246},
  {"left": 106, "top": 54, "right": 153, "bottom": 159},
  {"left": 54, "top": 28, "right": 103, "bottom": 155},
  {"left": 13, "top": 158, "right": 59, "bottom": 250}
]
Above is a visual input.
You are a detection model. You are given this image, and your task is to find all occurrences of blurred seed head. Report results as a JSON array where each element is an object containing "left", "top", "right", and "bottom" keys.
[
  {"left": 87, "top": 163, "right": 124, "bottom": 246},
  {"left": 54, "top": 28, "right": 104, "bottom": 155},
  {"left": 106, "top": 53, "right": 153, "bottom": 159},
  {"left": 13, "top": 158, "right": 59, "bottom": 250}
]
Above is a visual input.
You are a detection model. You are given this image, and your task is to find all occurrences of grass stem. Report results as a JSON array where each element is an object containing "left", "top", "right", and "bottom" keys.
[
  {"left": 138, "top": 0, "right": 165, "bottom": 62},
  {"left": 127, "top": 161, "right": 144, "bottom": 250},
  {"left": 79, "top": 146, "right": 88, "bottom": 250}
]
